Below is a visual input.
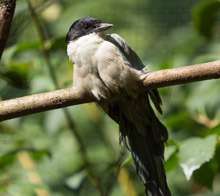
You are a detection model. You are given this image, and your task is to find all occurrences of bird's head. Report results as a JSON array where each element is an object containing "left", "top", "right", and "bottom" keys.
[{"left": 65, "top": 17, "right": 113, "bottom": 43}]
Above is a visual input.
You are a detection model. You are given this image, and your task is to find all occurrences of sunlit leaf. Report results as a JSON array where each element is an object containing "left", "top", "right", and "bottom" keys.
[
  {"left": 15, "top": 41, "right": 40, "bottom": 53},
  {"left": 165, "top": 145, "right": 178, "bottom": 173},
  {"left": 65, "top": 170, "right": 87, "bottom": 192},
  {"left": 179, "top": 134, "right": 217, "bottom": 180},
  {"left": 165, "top": 145, "right": 177, "bottom": 161}
]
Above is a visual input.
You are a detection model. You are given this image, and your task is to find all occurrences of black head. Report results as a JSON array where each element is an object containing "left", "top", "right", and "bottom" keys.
[{"left": 65, "top": 17, "right": 113, "bottom": 43}]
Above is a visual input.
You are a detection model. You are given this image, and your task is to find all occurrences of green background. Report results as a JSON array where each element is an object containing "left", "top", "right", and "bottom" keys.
[{"left": 1, "top": 0, "right": 220, "bottom": 195}]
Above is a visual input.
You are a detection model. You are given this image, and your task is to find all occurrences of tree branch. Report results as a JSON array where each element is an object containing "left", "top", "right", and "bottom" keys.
[
  {"left": 0, "top": 88, "right": 95, "bottom": 121},
  {"left": 142, "top": 60, "right": 220, "bottom": 89},
  {"left": 1, "top": 60, "right": 220, "bottom": 122},
  {"left": 0, "top": 0, "right": 16, "bottom": 59}
]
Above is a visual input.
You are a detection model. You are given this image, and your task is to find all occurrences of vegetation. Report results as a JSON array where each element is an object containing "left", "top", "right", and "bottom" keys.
[{"left": 0, "top": 0, "right": 220, "bottom": 195}]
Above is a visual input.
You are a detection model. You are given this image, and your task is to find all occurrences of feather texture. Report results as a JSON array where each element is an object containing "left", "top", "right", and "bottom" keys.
[{"left": 67, "top": 30, "right": 171, "bottom": 196}]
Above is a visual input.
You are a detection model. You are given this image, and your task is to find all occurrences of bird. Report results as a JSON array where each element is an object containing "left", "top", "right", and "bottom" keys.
[{"left": 65, "top": 17, "right": 171, "bottom": 196}]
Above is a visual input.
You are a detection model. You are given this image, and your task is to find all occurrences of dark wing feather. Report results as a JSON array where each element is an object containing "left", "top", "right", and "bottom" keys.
[
  {"left": 106, "top": 33, "right": 163, "bottom": 114},
  {"left": 99, "top": 33, "right": 171, "bottom": 196}
]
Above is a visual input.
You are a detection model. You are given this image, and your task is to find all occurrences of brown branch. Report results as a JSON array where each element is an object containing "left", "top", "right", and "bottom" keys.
[
  {"left": 0, "top": 0, "right": 16, "bottom": 59},
  {"left": 1, "top": 60, "right": 220, "bottom": 122},
  {"left": 0, "top": 88, "right": 95, "bottom": 121},
  {"left": 142, "top": 60, "right": 220, "bottom": 89}
]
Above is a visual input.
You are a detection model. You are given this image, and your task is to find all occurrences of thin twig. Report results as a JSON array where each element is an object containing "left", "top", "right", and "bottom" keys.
[{"left": 0, "top": 60, "right": 220, "bottom": 122}]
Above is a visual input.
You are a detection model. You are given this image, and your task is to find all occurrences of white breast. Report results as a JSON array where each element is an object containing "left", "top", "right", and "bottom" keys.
[{"left": 67, "top": 33, "right": 141, "bottom": 100}]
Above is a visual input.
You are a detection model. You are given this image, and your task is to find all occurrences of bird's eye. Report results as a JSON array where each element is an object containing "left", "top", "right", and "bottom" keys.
[{"left": 84, "top": 24, "right": 89, "bottom": 29}]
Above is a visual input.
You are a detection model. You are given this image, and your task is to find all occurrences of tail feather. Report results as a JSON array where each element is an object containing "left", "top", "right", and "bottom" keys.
[
  {"left": 127, "top": 123, "right": 171, "bottom": 196},
  {"left": 117, "top": 94, "right": 171, "bottom": 196},
  {"left": 99, "top": 93, "right": 171, "bottom": 196}
]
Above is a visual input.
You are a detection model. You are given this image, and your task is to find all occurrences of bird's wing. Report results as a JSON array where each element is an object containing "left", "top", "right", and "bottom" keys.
[
  {"left": 106, "top": 33, "right": 145, "bottom": 70},
  {"left": 100, "top": 33, "right": 171, "bottom": 196},
  {"left": 106, "top": 33, "right": 163, "bottom": 113}
]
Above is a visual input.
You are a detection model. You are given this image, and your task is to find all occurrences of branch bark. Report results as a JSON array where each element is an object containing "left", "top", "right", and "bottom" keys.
[
  {"left": 0, "top": 0, "right": 16, "bottom": 59},
  {"left": 142, "top": 60, "right": 220, "bottom": 89},
  {"left": 1, "top": 60, "right": 220, "bottom": 122}
]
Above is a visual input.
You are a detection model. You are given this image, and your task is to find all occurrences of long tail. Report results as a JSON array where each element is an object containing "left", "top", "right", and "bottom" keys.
[
  {"left": 119, "top": 94, "right": 171, "bottom": 196},
  {"left": 127, "top": 122, "right": 171, "bottom": 196},
  {"left": 99, "top": 92, "right": 171, "bottom": 195}
]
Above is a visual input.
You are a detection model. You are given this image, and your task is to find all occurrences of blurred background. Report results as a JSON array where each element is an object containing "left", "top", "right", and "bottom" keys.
[{"left": 0, "top": 0, "right": 220, "bottom": 195}]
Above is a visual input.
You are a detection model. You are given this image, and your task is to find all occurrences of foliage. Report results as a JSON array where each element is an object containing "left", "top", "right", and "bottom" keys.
[
  {"left": 193, "top": 0, "right": 220, "bottom": 40},
  {"left": 1, "top": 0, "right": 220, "bottom": 195}
]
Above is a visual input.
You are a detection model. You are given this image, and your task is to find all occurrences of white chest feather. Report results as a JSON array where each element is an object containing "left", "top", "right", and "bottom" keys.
[{"left": 67, "top": 33, "right": 141, "bottom": 100}]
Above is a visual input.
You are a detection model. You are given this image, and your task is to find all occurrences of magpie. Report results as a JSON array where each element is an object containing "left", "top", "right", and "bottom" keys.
[{"left": 65, "top": 17, "right": 171, "bottom": 196}]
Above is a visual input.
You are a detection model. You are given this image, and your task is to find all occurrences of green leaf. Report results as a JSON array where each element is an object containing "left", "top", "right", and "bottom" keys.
[
  {"left": 48, "top": 36, "right": 66, "bottom": 51},
  {"left": 0, "top": 153, "right": 16, "bottom": 169},
  {"left": 193, "top": 0, "right": 220, "bottom": 39},
  {"left": 121, "top": 155, "right": 133, "bottom": 167},
  {"left": 164, "top": 145, "right": 179, "bottom": 173},
  {"left": 208, "top": 124, "right": 220, "bottom": 136},
  {"left": 0, "top": 63, "right": 30, "bottom": 89},
  {"left": 7, "top": 182, "right": 44, "bottom": 196},
  {"left": 179, "top": 134, "right": 217, "bottom": 180},
  {"left": 65, "top": 170, "right": 87, "bottom": 191},
  {"left": 29, "top": 149, "right": 51, "bottom": 161},
  {"left": 202, "top": 123, "right": 220, "bottom": 138},
  {"left": 165, "top": 145, "right": 177, "bottom": 161},
  {"left": 15, "top": 41, "right": 40, "bottom": 53},
  {"left": 193, "top": 161, "right": 217, "bottom": 190}
]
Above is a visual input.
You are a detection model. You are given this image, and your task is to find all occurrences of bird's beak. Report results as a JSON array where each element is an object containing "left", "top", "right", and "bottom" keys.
[{"left": 95, "top": 23, "right": 113, "bottom": 32}]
